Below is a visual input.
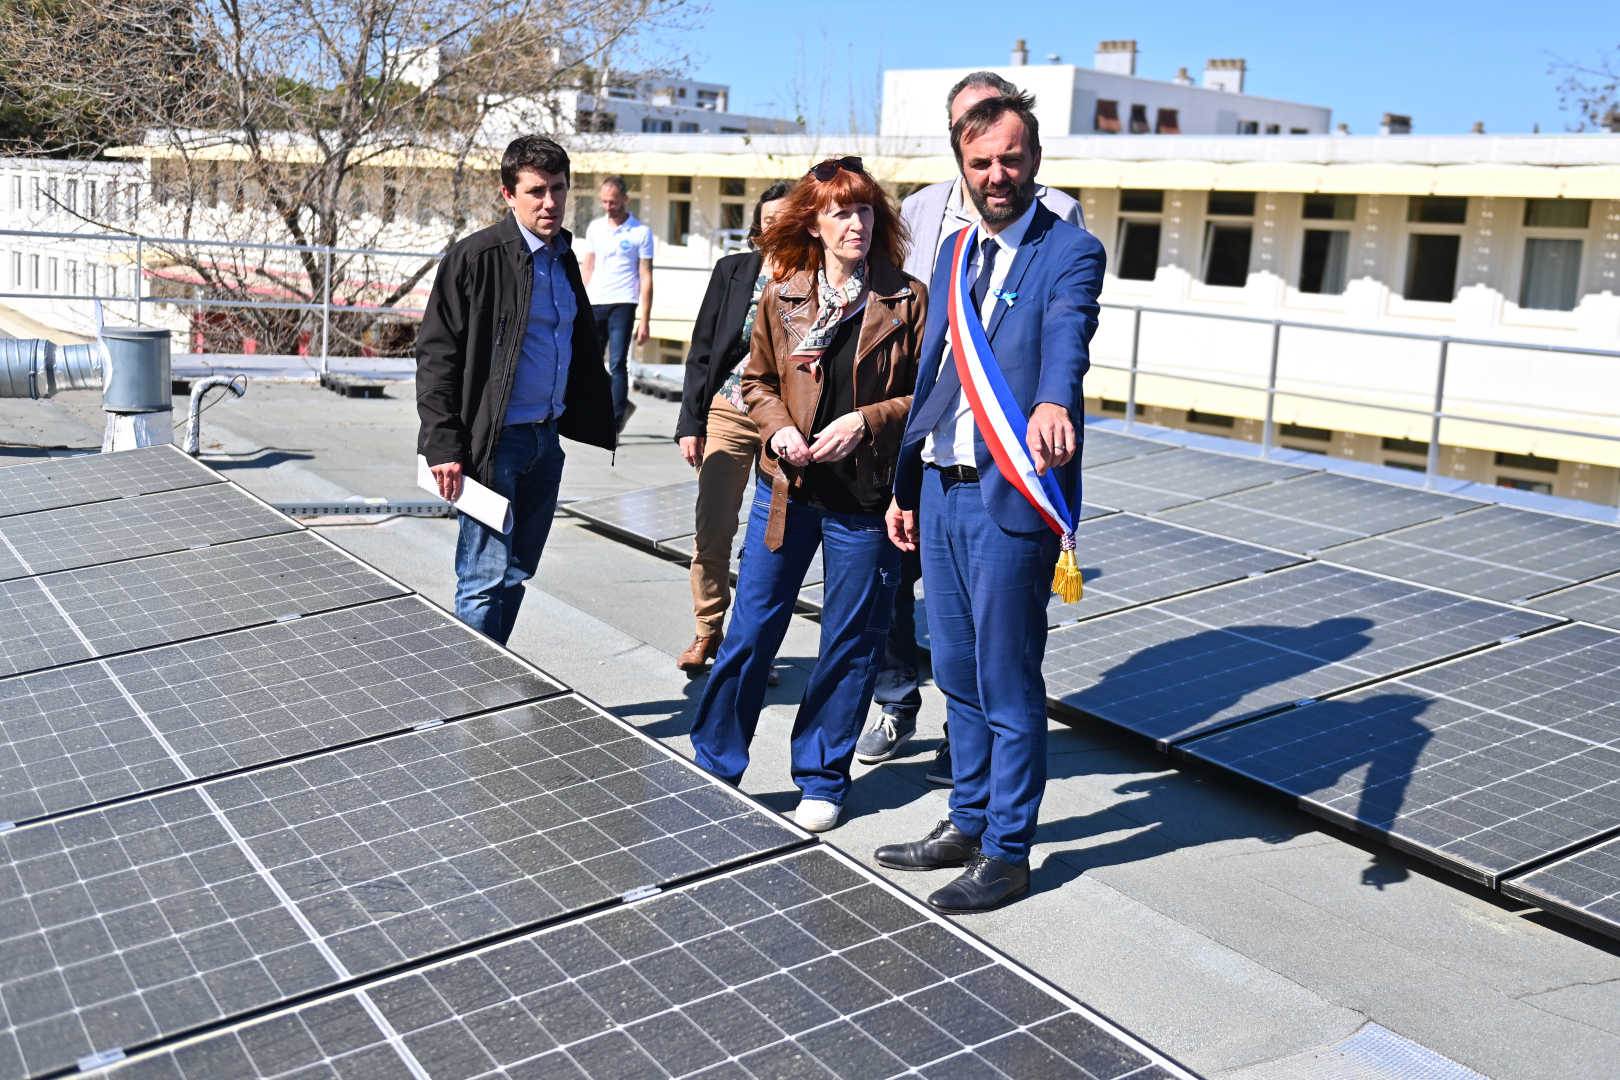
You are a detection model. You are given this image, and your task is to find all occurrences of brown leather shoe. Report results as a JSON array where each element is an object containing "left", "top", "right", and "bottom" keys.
[{"left": 678, "top": 633, "right": 721, "bottom": 675}]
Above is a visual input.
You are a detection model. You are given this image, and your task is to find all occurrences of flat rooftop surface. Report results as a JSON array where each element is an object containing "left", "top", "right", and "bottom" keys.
[{"left": 5, "top": 382, "right": 1618, "bottom": 1080}]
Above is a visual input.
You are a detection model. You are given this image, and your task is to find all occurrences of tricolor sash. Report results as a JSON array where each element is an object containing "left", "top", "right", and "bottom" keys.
[{"left": 946, "top": 223, "right": 1083, "bottom": 601}]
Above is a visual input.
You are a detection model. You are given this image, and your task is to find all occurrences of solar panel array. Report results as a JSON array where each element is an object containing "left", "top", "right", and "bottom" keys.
[
  {"left": 564, "top": 423, "right": 1620, "bottom": 942},
  {"left": 0, "top": 445, "right": 1192, "bottom": 1080}
]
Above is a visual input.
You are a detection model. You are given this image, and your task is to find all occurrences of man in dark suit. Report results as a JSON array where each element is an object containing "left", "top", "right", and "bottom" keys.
[
  {"left": 417, "top": 135, "right": 616, "bottom": 646},
  {"left": 876, "top": 93, "right": 1105, "bottom": 913}
]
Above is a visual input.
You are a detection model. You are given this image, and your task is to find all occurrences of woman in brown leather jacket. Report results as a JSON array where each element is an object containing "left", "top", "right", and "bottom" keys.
[{"left": 686, "top": 157, "right": 928, "bottom": 833}]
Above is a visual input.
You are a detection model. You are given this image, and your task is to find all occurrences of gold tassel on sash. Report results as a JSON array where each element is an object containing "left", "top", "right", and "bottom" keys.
[{"left": 1051, "top": 533, "right": 1083, "bottom": 604}]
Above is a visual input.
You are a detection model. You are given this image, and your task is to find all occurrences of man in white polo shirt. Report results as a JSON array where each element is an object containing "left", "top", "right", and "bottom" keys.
[{"left": 582, "top": 175, "right": 655, "bottom": 431}]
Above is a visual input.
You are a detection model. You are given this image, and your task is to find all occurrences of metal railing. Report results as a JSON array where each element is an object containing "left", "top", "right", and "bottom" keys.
[
  {"left": 0, "top": 228, "right": 444, "bottom": 374},
  {"left": 1105, "top": 302, "right": 1620, "bottom": 490}
]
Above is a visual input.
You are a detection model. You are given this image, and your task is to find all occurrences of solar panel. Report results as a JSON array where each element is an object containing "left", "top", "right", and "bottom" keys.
[
  {"left": 1526, "top": 571, "right": 1620, "bottom": 630},
  {"left": 0, "top": 696, "right": 807, "bottom": 1080},
  {"left": 567, "top": 481, "right": 701, "bottom": 546},
  {"left": 1323, "top": 504, "right": 1620, "bottom": 602},
  {"left": 1042, "top": 561, "right": 1560, "bottom": 746},
  {"left": 0, "top": 445, "right": 222, "bottom": 519},
  {"left": 1503, "top": 837, "right": 1620, "bottom": 941},
  {"left": 1080, "top": 449, "right": 1316, "bottom": 513},
  {"left": 1156, "top": 471, "right": 1485, "bottom": 555},
  {"left": 0, "top": 533, "right": 408, "bottom": 678},
  {"left": 1045, "top": 513, "right": 1303, "bottom": 626},
  {"left": 1181, "top": 626, "right": 1620, "bottom": 884},
  {"left": 0, "top": 484, "right": 299, "bottom": 583},
  {"left": 0, "top": 596, "right": 562, "bottom": 826},
  {"left": 76, "top": 847, "right": 1192, "bottom": 1080},
  {"left": 1079, "top": 428, "right": 1176, "bottom": 469}
]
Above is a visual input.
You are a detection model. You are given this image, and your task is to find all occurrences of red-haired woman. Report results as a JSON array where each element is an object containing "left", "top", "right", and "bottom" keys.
[{"left": 687, "top": 157, "right": 927, "bottom": 832}]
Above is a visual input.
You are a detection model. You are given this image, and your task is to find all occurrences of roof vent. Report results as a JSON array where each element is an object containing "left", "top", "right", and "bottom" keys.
[
  {"left": 1095, "top": 40, "right": 1137, "bottom": 76},
  {"left": 1173, "top": 66, "right": 1194, "bottom": 86},
  {"left": 1203, "top": 59, "right": 1245, "bottom": 93},
  {"left": 1380, "top": 112, "right": 1412, "bottom": 135},
  {"left": 1010, "top": 39, "right": 1028, "bottom": 66}
]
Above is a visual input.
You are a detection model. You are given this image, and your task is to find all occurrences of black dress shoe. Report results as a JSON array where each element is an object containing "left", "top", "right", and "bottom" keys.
[
  {"left": 874, "top": 820, "right": 980, "bottom": 871},
  {"left": 927, "top": 853, "right": 1030, "bottom": 913}
]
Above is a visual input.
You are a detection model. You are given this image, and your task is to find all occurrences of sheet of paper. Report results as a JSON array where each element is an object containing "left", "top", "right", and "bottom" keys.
[{"left": 417, "top": 455, "right": 514, "bottom": 534}]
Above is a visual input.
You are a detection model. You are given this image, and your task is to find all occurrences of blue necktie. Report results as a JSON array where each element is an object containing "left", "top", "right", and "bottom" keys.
[{"left": 911, "top": 237, "right": 1000, "bottom": 439}]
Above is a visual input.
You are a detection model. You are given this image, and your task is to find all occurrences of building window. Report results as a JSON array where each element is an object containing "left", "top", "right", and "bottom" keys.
[
  {"left": 48, "top": 257, "right": 58, "bottom": 292},
  {"left": 641, "top": 118, "right": 673, "bottom": 133},
  {"left": 382, "top": 184, "right": 398, "bottom": 224},
  {"left": 30, "top": 177, "right": 40, "bottom": 211},
  {"left": 1520, "top": 238, "right": 1582, "bottom": 311},
  {"left": 1094, "top": 99, "right": 1121, "bottom": 133},
  {"left": 30, "top": 254, "right": 40, "bottom": 289},
  {"left": 1498, "top": 477, "right": 1552, "bottom": 494},
  {"left": 126, "top": 185, "right": 138, "bottom": 220},
  {"left": 1116, "top": 221, "right": 1161, "bottom": 281},
  {"left": 1407, "top": 196, "right": 1467, "bottom": 224},
  {"left": 577, "top": 110, "right": 616, "bottom": 132},
  {"left": 1128, "top": 104, "right": 1149, "bottom": 134},
  {"left": 1495, "top": 451, "right": 1559, "bottom": 474},
  {"left": 1303, "top": 193, "right": 1356, "bottom": 220},
  {"left": 67, "top": 260, "right": 78, "bottom": 294},
  {"left": 1265, "top": 123, "right": 1280, "bottom": 135},
  {"left": 720, "top": 178, "right": 746, "bottom": 197},
  {"left": 1155, "top": 109, "right": 1180, "bottom": 134},
  {"left": 678, "top": 122, "right": 700, "bottom": 134},
  {"left": 89, "top": 264, "right": 98, "bottom": 295},
  {"left": 1120, "top": 189, "right": 1164, "bottom": 213},
  {"left": 11, "top": 251, "right": 20, "bottom": 286},
  {"left": 721, "top": 203, "right": 746, "bottom": 230},
  {"left": 668, "top": 176, "right": 692, "bottom": 194},
  {"left": 1099, "top": 398, "right": 1144, "bottom": 416},
  {"left": 1207, "top": 191, "right": 1255, "bottom": 217},
  {"left": 668, "top": 200, "right": 691, "bottom": 244},
  {"left": 1186, "top": 409, "right": 1236, "bottom": 428},
  {"left": 1238, "top": 120, "right": 1259, "bottom": 135},
  {"left": 720, "top": 126, "right": 746, "bottom": 134},
  {"left": 47, "top": 177, "right": 59, "bottom": 212},
  {"left": 1524, "top": 199, "right": 1590, "bottom": 228},
  {"left": 1383, "top": 437, "right": 1428, "bottom": 455},
  {"left": 1299, "top": 230, "right": 1349, "bottom": 294},
  {"left": 1404, "top": 235, "right": 1461, "bottom": 301},
  {"left": 9, "top": 175, "right": 18, "bottom": 210},
  {"left": 1203, "top": 226, "right": 1253, "bottom": 286},
  {"left": 1280, "top": 423, "right": 1331, "bottom": 441}
]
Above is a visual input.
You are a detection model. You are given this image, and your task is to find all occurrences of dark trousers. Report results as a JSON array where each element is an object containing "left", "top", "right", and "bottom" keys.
[
  {"left": 920, "top": 468, "right": 1058, "bottom": 862},
  {"left": 872, "top": 548, "right": 923, "bottom": 714},
  {"left": 453, "top": 421, "right": 565, "bottom": 645},
  {"left": 689, "top": 478, "right": 901, "bottom": 804},
  {"left": 593, "top": 302, "right": 636, "bottom": 422}
]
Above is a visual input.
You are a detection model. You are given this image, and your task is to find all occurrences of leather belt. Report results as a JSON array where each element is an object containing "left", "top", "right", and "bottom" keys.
[{"left": 928, "top": 462, "right": 979, "bottom": 482}]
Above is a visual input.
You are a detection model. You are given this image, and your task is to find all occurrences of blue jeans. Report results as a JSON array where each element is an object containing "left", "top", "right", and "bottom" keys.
[
  {"left": 689, "top": 478, "right": 901, "bottom": 804},
  {"left": 454, "top": 421, "right": 566, "bottom": 644},
  {"left": 873, "top": 547, "right": 923, "bottom": 715},
  {"left": 593, "top": 302, "right": 636, "bottom": 422},
  {"left": 921, "top": 468, "right": 1059, "bottom": 863}
]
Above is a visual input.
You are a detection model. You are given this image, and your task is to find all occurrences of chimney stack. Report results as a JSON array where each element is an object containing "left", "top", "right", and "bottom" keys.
[
  {"left": 1173, "top": 66, "right": 1194, "bottom": 86},
  {"left": 1010, "top": 39, "right": 1028, "bottom": 66},
  {"left": 1380, "top": 113, "right": 1412, "bottom": 135},
  {"left": 1203, "top": 59, "right": 1245, "bottom": 93},
  {"left": 1094, "top": 40, "right": 1137, "bottom": 76}
]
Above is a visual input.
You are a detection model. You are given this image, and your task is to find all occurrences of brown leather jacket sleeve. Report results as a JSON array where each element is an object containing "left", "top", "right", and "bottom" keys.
[
  {"left": 741, "top": 288, "right": 795, "bottom": 457},
  {"left": 856, "top": 275, "right": 927, "bottom": 447}
]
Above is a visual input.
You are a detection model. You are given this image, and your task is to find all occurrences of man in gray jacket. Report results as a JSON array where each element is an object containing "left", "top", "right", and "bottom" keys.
[{"left": 855, "top": 70, "right": 1086, "bottom": 781}]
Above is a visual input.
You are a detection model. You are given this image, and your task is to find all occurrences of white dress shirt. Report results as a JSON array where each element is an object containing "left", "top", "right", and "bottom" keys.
[{"left": 922, "top": 198, "right": 1038, "bottom": 468}]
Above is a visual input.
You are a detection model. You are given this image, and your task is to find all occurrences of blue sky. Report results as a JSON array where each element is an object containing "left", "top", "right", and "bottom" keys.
[{"left": 677, "top": 0, "right": 1617, "bottom": 136}]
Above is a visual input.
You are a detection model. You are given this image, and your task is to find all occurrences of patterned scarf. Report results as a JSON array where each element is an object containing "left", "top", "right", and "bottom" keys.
[{"left": 790, "top": 259, "right": 867, "bottom": 380}]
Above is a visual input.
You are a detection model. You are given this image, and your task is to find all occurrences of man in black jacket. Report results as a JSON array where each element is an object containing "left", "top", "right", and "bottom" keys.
[{"left": 417, "top": 135, "right": 615, "bottom": 645}]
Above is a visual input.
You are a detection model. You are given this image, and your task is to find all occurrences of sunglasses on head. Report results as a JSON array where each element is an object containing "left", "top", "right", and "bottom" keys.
[{"left": 809, "top": 156, "right": 864, "bottom": 181}]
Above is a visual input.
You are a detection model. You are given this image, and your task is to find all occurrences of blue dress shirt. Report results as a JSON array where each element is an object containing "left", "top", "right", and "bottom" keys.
[{"left": 505, "top": 221, "right": 576, "bottom": 425}]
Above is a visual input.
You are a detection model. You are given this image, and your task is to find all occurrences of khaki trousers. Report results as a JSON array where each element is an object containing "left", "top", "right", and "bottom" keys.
[{"left": 691, "top": 395, "right": 762, "bottom": 637}]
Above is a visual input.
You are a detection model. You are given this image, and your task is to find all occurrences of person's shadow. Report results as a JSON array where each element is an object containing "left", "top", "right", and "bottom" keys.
[{"left": 1060, "top": 617, "right": 1377, "bottom": 744}]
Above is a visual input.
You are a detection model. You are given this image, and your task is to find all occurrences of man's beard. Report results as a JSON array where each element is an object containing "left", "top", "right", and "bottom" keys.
[{"left": 967, "top": 174, "right": 1036, "bottom": 225}]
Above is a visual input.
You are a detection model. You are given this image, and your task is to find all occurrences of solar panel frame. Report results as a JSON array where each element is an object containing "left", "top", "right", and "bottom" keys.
[
  {"left": 1179, "top": 627, "right": 1620, "bottom": 885},
  {"left": 1042, "top": 561, "right": 1562, "bottom": 747},
  {"left": 1502, "top": 837, "right": 1620, "bottom": 942},
  {"left": 0, "top": 596, "right": 564, "bottom": 827},
  {"left": 1155, "top": 471, "right": 1486, "bottom": 555},
  {"left": 1044, "top": 513, "right": 1304, "bottom": 627},
  {"left": 0, "top": 445, "right": 223, "bottom": 520},
  {"left": 75, "top": 846, "right": 1193, "bottom": 1080},
  {"left": 566, "top": 481, "right": 702, "bottom": 547},
  {"left": 1524, "top": 571, "right": 1620, "bottom": 630},
  {"left": 1079, "top": 449, "right": 1317, "bottom": 514},
  {"left": 1079, "top": 429, "right": 1178, "bottom": 469},
  {"left": 1322, "top": 504, "right": 1620, "bottom": 602},
  {"left": 0, "top": 484, "right": 300, "bottom": 583},
  {"left": 0, "top": 532, "right": 409, "bottom": 679}
]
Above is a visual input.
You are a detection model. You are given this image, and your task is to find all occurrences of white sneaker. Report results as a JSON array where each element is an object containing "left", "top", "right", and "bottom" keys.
[{"left": 795, "top": 799, "right": 841, "bottom": 832}]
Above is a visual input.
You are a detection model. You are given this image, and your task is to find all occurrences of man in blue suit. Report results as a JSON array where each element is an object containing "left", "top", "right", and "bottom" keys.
[{"left": 876, "top": 92, "right": 1105, "bottom": 913}]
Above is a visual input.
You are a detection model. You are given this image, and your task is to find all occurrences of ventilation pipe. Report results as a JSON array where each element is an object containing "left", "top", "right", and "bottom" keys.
[
  {"left": 100, "top": 326, "right": 174, "bottom": 451},
  {"left": 1010, "top": 40, "right": 1028, "bottom": 66},
  {"left": 182, "top": 374, "right": 246, "bottom": 456},
  {"left": 0, "top": 338, "right": 103, "bottom": 399}
]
